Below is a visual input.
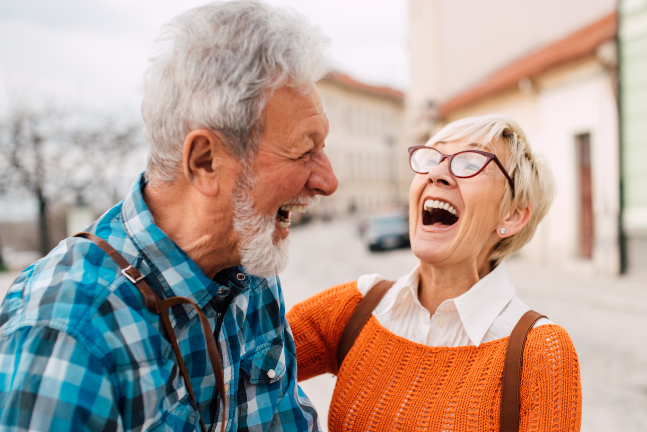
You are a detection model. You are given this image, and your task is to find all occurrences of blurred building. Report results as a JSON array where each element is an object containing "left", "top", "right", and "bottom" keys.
[
  {"left": 619, "top": 0, "right": 647, "bottom": 274},
  {"left": 408, "top": 1, "right": 624, "bottom": 275},
  {"left": 316, "top": 72, "right": 406, "bottom": 216}
]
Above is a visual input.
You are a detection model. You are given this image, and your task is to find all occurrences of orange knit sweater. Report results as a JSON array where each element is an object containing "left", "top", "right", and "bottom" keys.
[{"left": 287, "top": 281, "right": 582, "bottom": 432}]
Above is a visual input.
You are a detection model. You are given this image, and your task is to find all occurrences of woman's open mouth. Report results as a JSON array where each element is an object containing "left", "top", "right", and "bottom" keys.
[{"left": 422, "top": 199, "right": 459, "bottom": 227}]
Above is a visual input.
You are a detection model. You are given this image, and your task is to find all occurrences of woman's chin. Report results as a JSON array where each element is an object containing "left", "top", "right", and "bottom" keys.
[
  {"left": 411, "top": 219, "right": 462, "bottom": 262},
  {"left": 411, "top": 239, "right": 452, "bottom": 265}
]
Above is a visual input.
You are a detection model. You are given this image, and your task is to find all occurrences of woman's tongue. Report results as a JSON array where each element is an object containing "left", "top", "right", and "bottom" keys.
[{"left": 423, "top": 209, "right": 458, "bottom": 227}]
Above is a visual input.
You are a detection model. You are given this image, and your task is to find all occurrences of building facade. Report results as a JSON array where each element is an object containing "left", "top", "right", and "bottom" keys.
[
  {"left": 619, "top": 0, "right": 647, "bottom": 274},
  {"left": 315, "top": 72, "right": 406, "bottom": 216}
]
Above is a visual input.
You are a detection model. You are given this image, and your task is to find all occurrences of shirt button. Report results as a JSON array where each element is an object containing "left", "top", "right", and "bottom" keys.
[
  {"left": 267, "top": 369, "right": 276, "bottom": 379},
  {"left": 436, "top": 319, "right": 446, "bottom": 328},
  {"left": 236, "top": 273, "right": 245, "bottom": 281}
]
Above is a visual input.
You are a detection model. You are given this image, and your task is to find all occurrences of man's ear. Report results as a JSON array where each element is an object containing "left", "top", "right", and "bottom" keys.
[
  {"left": 182, "top": 129, "right": 233, "bottom": 196},
  {"left": 498, "top": 203, "right": 532, "bottom": 238}
]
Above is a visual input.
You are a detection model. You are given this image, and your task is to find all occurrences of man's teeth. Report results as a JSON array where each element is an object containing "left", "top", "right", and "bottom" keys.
[
  {"left": 423, "top": 199, "right": 458, "bottom": 216},
  {"left": 277, "top": 204, "right": 309, "bottom": 229},
  {"left": 280, "top": 204, "right": 308, "bottom": 213},
  {"left": 277, "top": 211, "right": 291, "bottom": 229}
]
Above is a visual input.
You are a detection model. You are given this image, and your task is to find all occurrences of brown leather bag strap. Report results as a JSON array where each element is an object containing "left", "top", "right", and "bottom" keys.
[
  {"left": 500, "top": 310, "right": 547, "bottom": 432},
  {"left": 336, "top": 279, "right": 395, "bottom": 370},
  {"left": 74, "top": 232, "right": 159, "bottom": 312},
  {"left": 158, "top": 295, "right": 227, "bottom": 423},
  {"left": 74, "top": 232, "right": 226, "bottom": 432}
]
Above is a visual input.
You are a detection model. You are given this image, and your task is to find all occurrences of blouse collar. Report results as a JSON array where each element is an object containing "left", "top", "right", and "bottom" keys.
[
  {"left": 451, "top": 261, "right": 516, "bottom": 345},
  {"left": 393, "top": 261, "right": 516, "bottom": 346}
]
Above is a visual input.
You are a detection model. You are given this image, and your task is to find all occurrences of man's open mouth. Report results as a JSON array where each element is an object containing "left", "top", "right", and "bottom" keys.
[
  {"left": 276, "top": 204, "right": 309, "bottom": 229},
  {"left": 422, "top": 199, "right": 459, "bottom": 227}
]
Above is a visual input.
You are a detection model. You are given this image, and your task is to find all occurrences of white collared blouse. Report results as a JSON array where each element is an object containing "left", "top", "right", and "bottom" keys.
[{"left": 357, "top": 261, "right": 552, "bottom": 347}]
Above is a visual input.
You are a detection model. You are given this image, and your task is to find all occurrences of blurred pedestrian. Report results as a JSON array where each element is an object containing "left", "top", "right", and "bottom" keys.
[
  {"left": 288, "top": 114, "right": 581, "bottom": 431},
  {"left": 0, "top": 1, "right": 337, "bottom": 431}
]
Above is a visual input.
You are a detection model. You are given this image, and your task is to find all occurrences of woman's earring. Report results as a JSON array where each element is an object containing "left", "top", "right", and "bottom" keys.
[{"left": 500, "top": 228, "right": 506, "bottom": 235}]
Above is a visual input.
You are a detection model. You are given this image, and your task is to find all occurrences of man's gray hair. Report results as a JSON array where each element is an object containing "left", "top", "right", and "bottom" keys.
[{"left": 142, "top": 0, "right": 331, "bottom": 183}]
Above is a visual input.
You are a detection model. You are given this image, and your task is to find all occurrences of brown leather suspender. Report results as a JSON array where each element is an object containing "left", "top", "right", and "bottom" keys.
[
  {"left": 74, "top": 232, "right": 226, "bottom": 432},
  {"left": 336, "top": 281, "right": 547, "bottom": 431},
  {"left": 499, "top": 309, "right": 547, "bottom": 432},
  {"left": 336, "top": 280, "right": 395, "bottom": 368}
]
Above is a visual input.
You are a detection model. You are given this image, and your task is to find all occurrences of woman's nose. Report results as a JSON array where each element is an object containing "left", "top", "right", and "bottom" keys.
[{"left": 427, "top": 159, "right": 455, "bottom": 187}]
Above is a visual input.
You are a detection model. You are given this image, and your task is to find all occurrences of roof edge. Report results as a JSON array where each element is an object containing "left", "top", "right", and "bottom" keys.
[
  {"left": 440, "top": 11, "right": 617, "bottom": 117},
  {"left": 321, "top": 71, "right": 404, "bottom": 102}
]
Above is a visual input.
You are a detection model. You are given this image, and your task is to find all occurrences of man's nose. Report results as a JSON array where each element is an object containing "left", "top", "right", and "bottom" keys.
[{"left": 307, "top": 150, "right": 338, "bottom": 196}]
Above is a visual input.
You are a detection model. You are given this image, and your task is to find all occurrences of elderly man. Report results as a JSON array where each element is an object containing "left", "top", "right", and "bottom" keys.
[{"left": 0, "top": 2, "right": 336, "bottom": 431}]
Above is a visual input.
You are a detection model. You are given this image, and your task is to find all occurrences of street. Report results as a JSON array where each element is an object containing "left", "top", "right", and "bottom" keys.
[
  {"left": 1, "top": 218, "right": 646, "bottom": 431},
  {"left": 280, "top": 218, "right": 647, "bottom": 432}
]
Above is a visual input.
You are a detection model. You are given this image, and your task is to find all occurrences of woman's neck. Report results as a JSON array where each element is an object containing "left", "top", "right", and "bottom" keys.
[{"left": 417, "top": 258, "right": 493, "bottom": 316}]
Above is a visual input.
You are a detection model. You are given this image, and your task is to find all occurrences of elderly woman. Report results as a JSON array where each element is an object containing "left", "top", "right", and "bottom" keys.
[{"left": 287, "top": 114, "right": 581, "bottom": 431}]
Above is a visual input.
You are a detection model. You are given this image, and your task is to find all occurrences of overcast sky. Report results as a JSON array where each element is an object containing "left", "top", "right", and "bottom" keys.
[{"left": 0, "top": 0, "right": 407, "bottom": 115}]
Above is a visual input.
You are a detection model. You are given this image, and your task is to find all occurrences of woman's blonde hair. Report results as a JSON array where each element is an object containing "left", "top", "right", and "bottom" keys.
[{"left": 426, "top": 114, "right": 556, "bottom": 266}]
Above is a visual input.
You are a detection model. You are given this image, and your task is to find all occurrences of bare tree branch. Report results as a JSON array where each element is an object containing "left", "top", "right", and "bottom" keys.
[{"left": 0, "top": 101, "right": 144, "bottom": 257}]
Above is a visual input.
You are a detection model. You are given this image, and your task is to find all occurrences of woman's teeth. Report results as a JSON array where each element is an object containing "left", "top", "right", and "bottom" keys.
[{"left": 423, "top": 199, "right": 458, "bottom": 216}]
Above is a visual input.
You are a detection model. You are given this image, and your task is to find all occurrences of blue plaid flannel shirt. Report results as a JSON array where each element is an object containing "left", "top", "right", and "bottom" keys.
[{"left": 0, "top": 174, "right": 320, "bottom": 432}]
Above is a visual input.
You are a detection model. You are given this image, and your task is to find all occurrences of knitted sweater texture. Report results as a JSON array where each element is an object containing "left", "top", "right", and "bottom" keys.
[{"left": 287, "top": 281, "right": 582, "bottom": 432}]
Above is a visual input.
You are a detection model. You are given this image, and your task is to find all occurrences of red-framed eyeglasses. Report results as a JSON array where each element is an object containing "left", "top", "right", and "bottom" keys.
[{"left": 407, "top": 146, "right": 515, "bottom": 195}]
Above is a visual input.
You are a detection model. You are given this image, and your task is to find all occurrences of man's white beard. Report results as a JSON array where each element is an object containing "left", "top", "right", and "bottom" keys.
[{"left": 231, "top": 178, "right": 290, "bottom": 278}]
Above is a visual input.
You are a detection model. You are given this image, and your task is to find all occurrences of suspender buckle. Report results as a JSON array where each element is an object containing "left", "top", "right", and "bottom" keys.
[{"left": 122, "top": 265, "right": 145, "bottom": 284}]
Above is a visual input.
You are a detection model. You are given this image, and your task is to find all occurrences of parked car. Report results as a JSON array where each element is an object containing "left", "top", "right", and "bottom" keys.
[{"left": 363, "top": 213, "right": 410, "bottom": 251}]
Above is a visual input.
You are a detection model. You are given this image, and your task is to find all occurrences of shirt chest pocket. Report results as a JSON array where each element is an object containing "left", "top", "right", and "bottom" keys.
[{"left": 240, "top": 337, "right": 286, "bottom": 384}]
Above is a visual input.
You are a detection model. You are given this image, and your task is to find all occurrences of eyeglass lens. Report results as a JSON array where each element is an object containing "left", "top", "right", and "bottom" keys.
[{"left": 411, "top": 148, "right": 489, "bottom": 177}]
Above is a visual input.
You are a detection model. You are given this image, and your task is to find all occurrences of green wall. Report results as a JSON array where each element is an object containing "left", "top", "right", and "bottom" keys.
[{"left": 620, "top": 0, "right": 647, "bottom": 272}]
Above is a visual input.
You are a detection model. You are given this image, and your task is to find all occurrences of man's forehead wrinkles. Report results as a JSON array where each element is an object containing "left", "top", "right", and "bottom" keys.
[
  {"left": 297, "top": 109, "right": 327, "bottom": 135},
  {"left": 292, "top": 97, "right": 324, "bottom": 117}
]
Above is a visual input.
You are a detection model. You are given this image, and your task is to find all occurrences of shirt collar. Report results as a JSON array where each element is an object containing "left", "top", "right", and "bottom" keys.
[
  {"left": 120, "top": 173, "right": 249, "bottom": 313},
  {"left": 452, "top": 261, "right": 516, "bottom": 346},
  {"left": 398, "top": 262, "right": 516, "bottom": 347},
  {"left": 402, "top": 266, "right": 423, "bottom": 307}
]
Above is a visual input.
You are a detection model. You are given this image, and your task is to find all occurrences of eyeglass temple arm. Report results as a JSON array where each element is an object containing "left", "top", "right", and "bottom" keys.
[{"left": 491, "top": 158, "right": 515, "bottom": 195}]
